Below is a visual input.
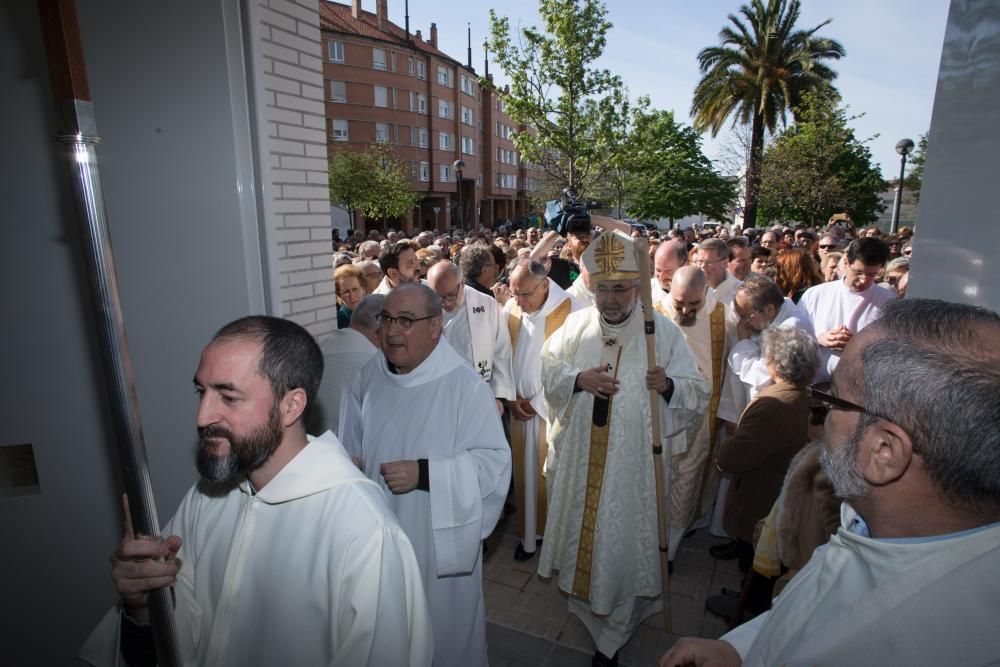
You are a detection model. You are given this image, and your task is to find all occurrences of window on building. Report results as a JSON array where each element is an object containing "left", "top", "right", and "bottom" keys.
[
  {"left": 408, "top": 56, "right": 414, "bottom": 75},
  {"left": 410, "top": 126, "right": 417, "bottom": 145},
  {"left": 461, "top": 136, "right": 475, "bottom": 155},
  {"left": 376, "top": 123, "right": 390, "bottom": 144},
  {"left": 330, "top": 80, "right": 347, "bottom": 103},
  {"left": 497, "top": 173, "right": 517, "bottom": 189},
  {"left": 373, "top": 48, "right": 386, "bottom": 71},
  {"left": 461, "top": 105, "right": 474, "bottom": 125},
  {"left": 416, "top": 61, "right": 426, "bottom": 80},
  {"left": 460, "top": 75, "right": 475, "bottom": 95},
  {"left": 497, "top": 97, "right": 505, "bottom": 112},
  {"left": 439, "top": 132, "right": 452, "bottom": 150},
  {"left": 438, "top": 99, "right": 450, "bottom": 119},
  {"left": 420, "top": 161, "right": 430, "bottom": 181},
  {"left": 391, "top": 87, "right": 397, "bottom": 108},
  {"left": 408, "top": 91, "right": 415, "bottom": 112},
  {"left": 332, "top": 119, "right": 348, "bottom": 141},
  {"left": 374, "top": 85, "right": 388, "bottom": 108},
  {"left": 437, "top": 65, "right": 450, "bottom": 86},
  {"left": 440, "top": 164, "right": 451, "bottom": 182},
  {"left": 418, "top": 94, "right": 427, "bottom": 114},
  {"left": 390, "top": 52, "right": 396, "bottom": 72},
  {"left": 476, "top": 174, "right": 482, "bottom": 187},
  {"left": 418, "top": 128, "right": 428, "bottom": 147},
  {"left": 328, "top": 41, "right": 344, "bottom": 63}
]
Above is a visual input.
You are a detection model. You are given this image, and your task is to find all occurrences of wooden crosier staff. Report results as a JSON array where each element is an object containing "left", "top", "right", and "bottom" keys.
[{"left": 632, "top": 236, "right": 672, "bottom": 632}]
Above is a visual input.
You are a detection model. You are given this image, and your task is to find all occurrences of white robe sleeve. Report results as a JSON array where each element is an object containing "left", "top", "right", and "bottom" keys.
[
  {"left": 338, "top": 374, "right": 365, "bottom": 463},
  {"left": 427, "top": 380, "right": 511, "bottom": 577},
  {"left": 488, "top": 310, "right": 516, "bottom": 402},
  {"left": 539, "top": 321, "right": 582, "bottom": 425},
  {"left": 658, "top": 318, "right": 712, "bottom": 439},
  {"left": 333, "top": 524, "right": 433, "bottom": 667}
]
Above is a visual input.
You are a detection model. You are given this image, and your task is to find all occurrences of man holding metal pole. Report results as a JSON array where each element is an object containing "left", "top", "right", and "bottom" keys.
[
  {"left": 80, "top": 316, "right": 433, "bottom": 667},
  {"left": 537, "top": 231, "right": 709, "bottom": 665}
]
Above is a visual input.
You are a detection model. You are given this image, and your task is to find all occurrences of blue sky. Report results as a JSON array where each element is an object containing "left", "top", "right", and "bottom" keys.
[{"left": 370, "top": 0, "right": 949, "bottom": 177}]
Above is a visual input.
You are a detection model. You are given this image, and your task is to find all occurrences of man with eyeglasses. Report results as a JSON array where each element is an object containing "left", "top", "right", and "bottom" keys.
[
  {"left": 538, "top": 231, "right": 708, "bottom": 665},
  {"left": 427, "top": 261, "right": 513, "bottom": 416},
  {"left": 502, "top": 258, "right": 583, "bottom": 562},
  {"left": 694, "top": 238, "right": 742, "bottom": 306},
  {"left": 340, "top": 283, "right": 511, "bottom": 667},
  {"left": 817, "top": 233, "right": 840, "bottom": 260},
  {"left": 792, "top": 237, "right": 895, "bottom": 381},
  {"left": 356, "top": 259, "right": 384, "bottom": 294},
  {"left": 654, "top": 266, "right": 735, "bottom": 565},
  {"left": 661, "top": 298, "right": 1000, "bottom": 667}
]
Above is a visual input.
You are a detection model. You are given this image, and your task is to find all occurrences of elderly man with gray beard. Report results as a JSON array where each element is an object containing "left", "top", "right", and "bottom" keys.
[{"left": 661, "top": 299, "right": 1000, "bottom": 667}]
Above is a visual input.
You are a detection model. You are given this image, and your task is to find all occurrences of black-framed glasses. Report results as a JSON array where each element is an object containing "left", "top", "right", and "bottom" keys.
[
  {"left": 808, "top": 383, "right": 890, "bottom": 422},
  {"left": 376, "top": 313, "right": 435, "bottom": 331},
  {"left": 819, "top": 244, "right": 838, "bottom": 250}
]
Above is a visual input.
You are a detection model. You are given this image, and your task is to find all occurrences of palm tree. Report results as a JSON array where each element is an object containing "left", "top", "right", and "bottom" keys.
[{"left": 692, "top": 0, "right": 845, "bottom": 228}]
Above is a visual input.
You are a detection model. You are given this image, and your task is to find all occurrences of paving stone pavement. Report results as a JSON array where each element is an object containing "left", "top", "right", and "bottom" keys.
[{"left": 483, "top": 511, "right": 743, "bottom": 667}]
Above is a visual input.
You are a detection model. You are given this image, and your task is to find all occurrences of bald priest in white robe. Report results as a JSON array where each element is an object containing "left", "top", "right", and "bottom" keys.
[
  {"left": 427, "top": 261, "right": 514, "bottom": 412},
  {"left": 539, "top": 232, "right": 710, "bottom": 663},
  {"left": 660, "top": 299, "right": 1000, "bottom": 667},
  {"left": 655, "top": 267, "right": 734, "bottom": 560},
  {"left": 340, "top": 284, "right": 511, "bottom": 667},
  {"left": 502, "top": 259, "right": 583, "bottom": 560}
]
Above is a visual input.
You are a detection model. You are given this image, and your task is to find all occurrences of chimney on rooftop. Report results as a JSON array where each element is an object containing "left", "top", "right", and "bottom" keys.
[
  {"left": 405, "top": 0, "right": 410, "bottom": 38},
  {"left": 352, "top": 0, "right": 361, "bottom": 19},
  {"left": 467, "top": 23, "right": 472, "bottom": 69},
  {"left": 429, "top": 22, "right": 437, "bottom": 48},
  {"left": 414, "top": 29, "right": 422, "bottom": 41},
  {"left": 376, "top": 0, "right": 387, "bottom": 31}
]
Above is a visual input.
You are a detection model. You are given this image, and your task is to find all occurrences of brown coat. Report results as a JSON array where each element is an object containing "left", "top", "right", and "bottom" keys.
[{"left": 716, "top": 381, "right": 811, "bottom": 543}]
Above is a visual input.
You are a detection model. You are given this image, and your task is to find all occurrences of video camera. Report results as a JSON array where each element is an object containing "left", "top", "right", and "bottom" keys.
[{"left": 547, "top": 188, "right": 599, "bottom": 236}]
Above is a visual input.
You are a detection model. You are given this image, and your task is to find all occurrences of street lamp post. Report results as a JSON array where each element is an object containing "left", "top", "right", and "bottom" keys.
[
  {"left": 891, "top": 138, "right": 915, "bottom": 235},
  {"left": 453, "top": 159, "right": 465, "bottom": 233}
]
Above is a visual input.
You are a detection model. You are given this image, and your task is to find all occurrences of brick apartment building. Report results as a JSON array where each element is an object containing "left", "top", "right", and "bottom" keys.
[{"left": 319, "top": 0, "right": 538, "bottom": 234}]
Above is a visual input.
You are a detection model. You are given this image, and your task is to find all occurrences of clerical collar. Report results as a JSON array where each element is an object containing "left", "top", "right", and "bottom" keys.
[{"left": 600, "top": 306, "right": 636, "bottom": 340}]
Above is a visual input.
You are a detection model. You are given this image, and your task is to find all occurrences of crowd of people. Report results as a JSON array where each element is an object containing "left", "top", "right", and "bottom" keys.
[{"left": 82, "top": 213, "right": 1000, "bottom": 667}]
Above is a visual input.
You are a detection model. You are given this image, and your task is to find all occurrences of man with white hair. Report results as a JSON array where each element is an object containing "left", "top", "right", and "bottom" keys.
[
  {"left": 655, "top": 266, "right": 734, "bottom": 561},
  {"left": 314, "top": 295, "right": 384, "bottom": 434},
  {"left": 503, "top": 258, "right": 583, "bottom": 561},
  {"left": 356, "top": 259, "right": 384, "bottom": 294},
  {"left": 661, "top": 299, "right": 1000, "bottom": 666},
  {"left": 539, "top": 232, "right": 709, "bottom": 664},
  {"left": 427, "top": 261, "right": 514, "bottom": 414},
  {"left": 358, "top": 239, "right": 380, "bottom": 259}
]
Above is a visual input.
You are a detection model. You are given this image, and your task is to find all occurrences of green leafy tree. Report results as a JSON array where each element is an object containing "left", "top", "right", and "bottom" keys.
[
  {"left": 485, "top": 0, "right": 627, "bottom": 196},
  {"left": 361, "top": 143, "right": 421, "bottom": 224},
  {"left": 328, "top": 144, "right": 420, "bottom": 229},
  {"left": 328, "top": 148, "right": 376, "bottom": 230},
  {"left": 692, "top": 0, "right": 845, "bottom": 228},
  {"left": 757, "top": 90, "right": 885, "bottom": 226},
  {"left": 626, "top": 104, "right": 736, "bottom": 223}
]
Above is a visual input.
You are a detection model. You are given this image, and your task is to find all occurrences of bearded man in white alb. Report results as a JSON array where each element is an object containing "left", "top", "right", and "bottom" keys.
[
  {"left": 655, "top": 266, "right": 734, "bottom": 561},
  {"left": 81, "top": 316, "right": 432, "bottom": 667},
  {"left": 539, "top": 232, "right": 709, "bottom": 665},
  {"left": 340, "top": 284, "right": 511, "bottom": 667},
  {"left": 427, "top": 261, "right": 513, "bottom": 415},
  {"left": 661, "top": 299, "right": 1000, "bottom": 667}
]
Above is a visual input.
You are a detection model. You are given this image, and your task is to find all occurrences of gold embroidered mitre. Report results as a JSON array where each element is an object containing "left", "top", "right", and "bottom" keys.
[{"left": 582, "top": 230, "right": 640, "bottom": 282}]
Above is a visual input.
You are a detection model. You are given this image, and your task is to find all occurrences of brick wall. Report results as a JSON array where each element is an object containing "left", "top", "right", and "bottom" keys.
[{"left": 258, "top": 0, "right": 337, "bottom": 336}]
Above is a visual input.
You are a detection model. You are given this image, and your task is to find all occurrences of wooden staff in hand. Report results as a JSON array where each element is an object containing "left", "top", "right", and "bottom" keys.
[{"left": 632, "top": 236, "right": 672, "bottom": 632}]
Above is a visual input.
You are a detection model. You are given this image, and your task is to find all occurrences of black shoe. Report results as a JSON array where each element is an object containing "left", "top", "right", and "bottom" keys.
[
  {"left": 513, "top": 541, "right": 539, "bottom": 562},
  {"left": 706, "top": 590, "right": 754, "bottom": 622},
  {"left": 592, "top": 649, "right": 619, "bottom": 666},
  {"left": 708, "top": 540, "right": 740, "bottom": 560}
]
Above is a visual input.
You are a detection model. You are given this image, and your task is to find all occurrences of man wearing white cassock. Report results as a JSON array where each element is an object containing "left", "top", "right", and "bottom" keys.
[
  {"left": 650, "top": 239, "right": 689, "bottom": 307},
  {"left": 427, "top": 261, "right": 513, "bottom": 414},
  {"left": 654, "top": 266, "right": 734, "bottom": 561},
  {"left": 502, "top": 259, "right": 583, "bottom": 560},
  {"left": 661, "top": 299, "right": 1000, "bottom": 667},
  {"left": 339, "top": 284, "right": 511, "bottom": 667},
  {"left": 539, "top": 232, "right": 710, "bottom": 665},
  {"left": 80, "top": 316, "right": 432, "bottom": 667}
]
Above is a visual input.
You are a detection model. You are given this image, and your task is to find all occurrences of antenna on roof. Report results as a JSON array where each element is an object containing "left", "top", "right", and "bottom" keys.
[
  {"left": 405, "top": 0, "right": 410, "bottom": 39},
  {"left": 467, "top": 23, "right": 472, "bottom": 69},
  {"left": 484, "top": 45, "right": 489, "bottom": 77}
]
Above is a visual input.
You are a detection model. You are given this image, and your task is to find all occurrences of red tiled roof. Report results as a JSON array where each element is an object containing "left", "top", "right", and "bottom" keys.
[{"left": 319, "top": 1, "right": 463, "bottom": 67}]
